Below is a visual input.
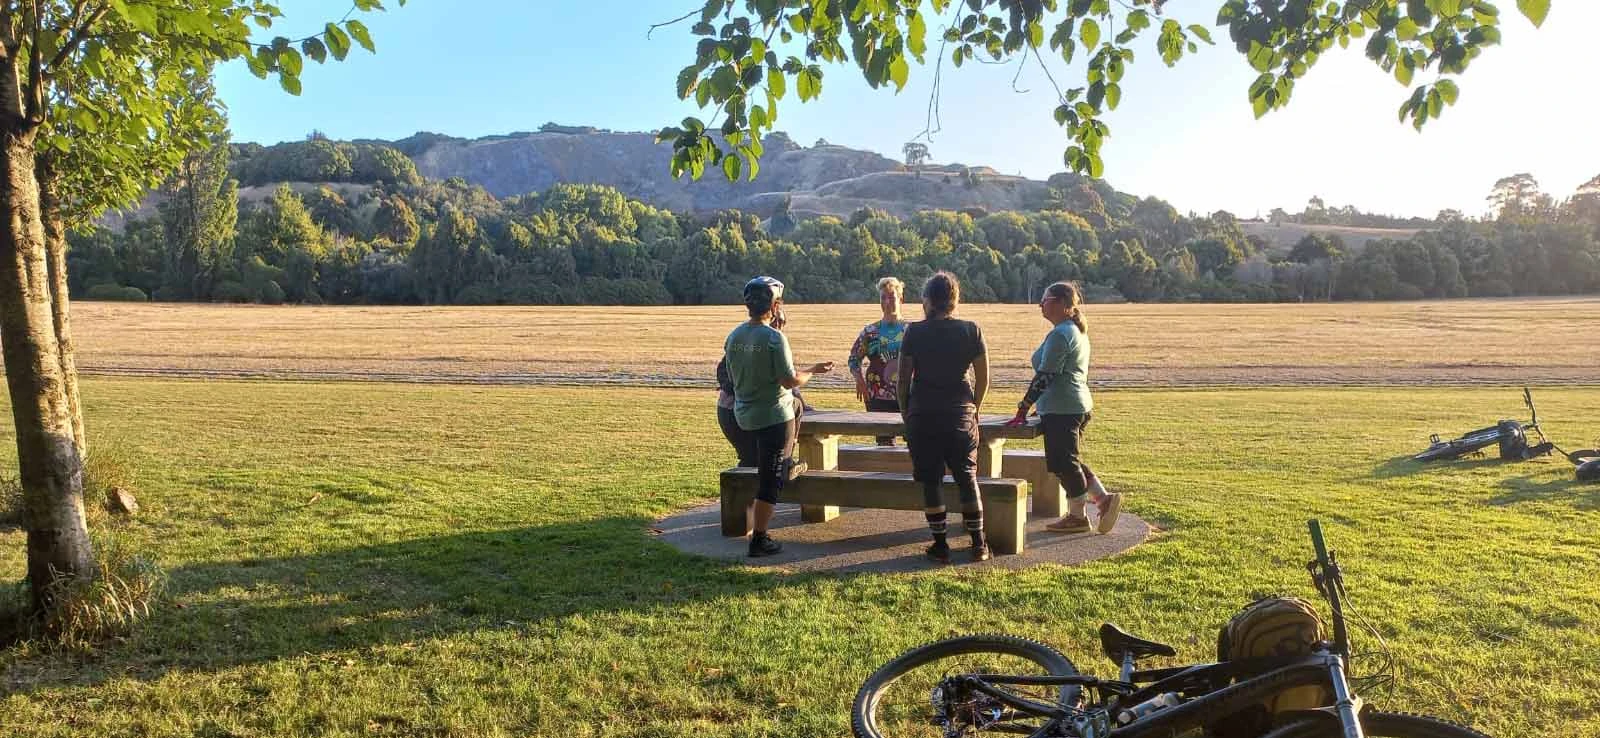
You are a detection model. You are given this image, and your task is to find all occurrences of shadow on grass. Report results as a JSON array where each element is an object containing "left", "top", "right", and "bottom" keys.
[
  {"left": 1369, "top": 452, "right": 1505, "bottom": 479},
  {"left": 3, "top": 515, "right": 804, "bottom": 693},
  {"left": 1488, "top": 473, "right": 1600, "bottom": 510}
]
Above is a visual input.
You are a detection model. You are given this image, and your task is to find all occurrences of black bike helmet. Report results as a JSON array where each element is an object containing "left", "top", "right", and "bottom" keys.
[{"left": 743, "top": 275, "right": 784, "bottom": 311}]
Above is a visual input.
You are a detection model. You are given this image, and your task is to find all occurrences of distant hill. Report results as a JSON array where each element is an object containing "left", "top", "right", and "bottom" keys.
[{"left": 382, "top": 128, "right": 1055, "bottom": 218}]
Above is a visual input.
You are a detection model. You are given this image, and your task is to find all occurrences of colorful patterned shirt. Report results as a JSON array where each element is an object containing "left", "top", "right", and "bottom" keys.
[{"left": 848, "top": 319, "right": 907, "bottom": 403}]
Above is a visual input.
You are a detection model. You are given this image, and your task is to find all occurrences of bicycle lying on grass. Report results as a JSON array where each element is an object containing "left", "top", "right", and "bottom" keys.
[
  {"left": 850, "top": 520, "right": 1489, "bottom": 738},
  {"left": 1412, "top": 387, "right": 1553, "bottom": 463}
]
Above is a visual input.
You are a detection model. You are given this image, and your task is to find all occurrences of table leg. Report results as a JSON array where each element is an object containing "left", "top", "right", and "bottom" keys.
[
  {"left": 797, "top": 433, "right": 839, "bottom": 523},
  {"left": 977, "top": 438, "right": 1006, "bottom": 478}
]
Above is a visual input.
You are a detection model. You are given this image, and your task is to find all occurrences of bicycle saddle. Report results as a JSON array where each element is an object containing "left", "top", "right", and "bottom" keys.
[{"left": 1099, "top": 622, "right": 1177, "bottom": 664}]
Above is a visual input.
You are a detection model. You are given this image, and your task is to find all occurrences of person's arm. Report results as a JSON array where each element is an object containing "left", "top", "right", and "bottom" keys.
[
  {"left": 896, "top": 328, "right": 915, "bottom": 422},
  {"left": 848, "top": 325, "right": 870, "bottom": 401},
  {"left": 1008, "top": 331, "right": 1066, "bottom": 424},
  {"left": 776, "top": 331, "right": 832, "bottom": 389},
  {"left": 972, "top": 350, "right": 989, "bottom": 413}
]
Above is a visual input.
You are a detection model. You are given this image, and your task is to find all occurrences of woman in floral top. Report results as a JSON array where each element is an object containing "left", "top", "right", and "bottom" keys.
[{"left": 849, "top": 277, "right": 908, "bottom": 445}]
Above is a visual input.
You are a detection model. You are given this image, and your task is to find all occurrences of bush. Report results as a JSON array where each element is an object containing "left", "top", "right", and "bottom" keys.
[
  {"left": 257, "top": 280, "right": 286, "bottom": 304},
  {"left": 0, "top": 533, "right": 166, "bottom": 652},
  {"left": 0, "top": 475, "right": 19, "bottom": 529},
  {"left": 212, "top": 280, "right": 253, "bottom": 303},
  {"left": 84, "top": 284, "right": 148, "bottom": 302}
]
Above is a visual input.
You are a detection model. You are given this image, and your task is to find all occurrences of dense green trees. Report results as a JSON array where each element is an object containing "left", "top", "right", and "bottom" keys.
[{"left": 72, "top": 156, "right": 1600, "bottom": 309}]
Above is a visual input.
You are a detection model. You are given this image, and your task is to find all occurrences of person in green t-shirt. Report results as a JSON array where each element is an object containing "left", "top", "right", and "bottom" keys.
[
  {"left": 1006, "top": 281, "right": 1122, "bottom": 535},
  {"left": 723, "top": 276, "right": 833, "bottom": 557}
]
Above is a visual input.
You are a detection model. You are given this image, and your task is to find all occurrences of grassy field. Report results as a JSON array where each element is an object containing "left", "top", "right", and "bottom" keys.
[
  {"left": 2, "top": 379, "right": 1597, "bottom": 737},
  {"left": 66, "top": 297, "right": 1600, "bottom": 387}
]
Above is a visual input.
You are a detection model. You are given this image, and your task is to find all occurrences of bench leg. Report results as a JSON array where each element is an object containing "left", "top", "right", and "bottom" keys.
[
  {"left": 1032, "top": 469, "right": 1067, "bottom": 519},
  {"left": 720, "top": 479, "right": 753, "bottom": 537},
  {"left": 985, "top": 484, "right": 1027, "bottom": 555},
  {"left": 977, "top": 439, "right": 1006, "bottom": 478},
  {"left": 797, "top": 433, "right": 840, "bottom": 524}
]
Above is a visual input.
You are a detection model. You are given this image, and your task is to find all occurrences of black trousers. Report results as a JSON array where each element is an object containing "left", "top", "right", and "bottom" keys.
[
  {"left": 1041, "top": 412, "right": 1093, "bottom": 499},
  {"left": 717, "top": 406, "right": 759, "bottom": 467},
  {"left": 905, "top": 411, "right": 981, "bottom": 509},
  {"left": 750, "top": 404, "right": 802, "bottom": 504}
]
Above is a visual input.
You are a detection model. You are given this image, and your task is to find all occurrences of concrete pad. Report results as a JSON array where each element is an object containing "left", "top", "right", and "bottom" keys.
[{"left": 652, "top": 501, "right": 1152, "bottom": 574}]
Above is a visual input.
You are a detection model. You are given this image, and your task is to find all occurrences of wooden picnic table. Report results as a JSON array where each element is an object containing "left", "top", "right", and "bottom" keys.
[{"left": 794, "top": 410, "right": 1042, "bottom": 523}]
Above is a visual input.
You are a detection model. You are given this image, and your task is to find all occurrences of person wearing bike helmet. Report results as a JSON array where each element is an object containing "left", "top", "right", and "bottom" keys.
[
  {"left": 1006, "top": 281, "right": 1121, "bottom": 535},
  {"left": 896, "top": 272, "right": 992, "bottom": 563},
  {"left": 723, "top": 276, "right": 834, "bottom": 557}
]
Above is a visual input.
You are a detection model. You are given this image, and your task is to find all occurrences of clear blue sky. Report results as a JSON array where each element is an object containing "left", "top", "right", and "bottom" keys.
[{"left": 215, "top": 1, "right": 1600, "bottom": 219}]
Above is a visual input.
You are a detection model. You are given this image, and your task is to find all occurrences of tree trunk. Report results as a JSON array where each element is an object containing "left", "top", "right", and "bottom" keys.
[
  {"left": 36, "top": 157, "right": 85, "bottom": 459},
  {"left": 0, "top": 126, "right": 94, "bottom": 611}
]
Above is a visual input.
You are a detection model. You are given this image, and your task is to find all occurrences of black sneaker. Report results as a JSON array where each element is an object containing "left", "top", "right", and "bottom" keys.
[
  {"left": 749, "top": 534, "right": 783, "bottom": 557},
  {"left": 926, "top": 541, "right": 951, "bottom": 563},
  {"left": 783, "top": 458, "right": 808, "bottom": 481},
  {"left": 970, "top": 543, "right": 992, "bottom": 562}
]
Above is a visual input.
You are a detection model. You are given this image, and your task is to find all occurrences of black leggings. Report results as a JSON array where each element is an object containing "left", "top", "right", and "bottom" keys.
[
  {"left": 751, "top": 406, "right": 802, "bottom": 504},
  {"left": 1042, "top": 413, "right": 1093, "bottom": 500},
  {"left": 906, "top": 413, "right": 981, "bottom": 511},
  {"left": 717, "top": 406, "right": 759, "bottom": 467},
  {"left": 865, "top": 397, "right": 901, "bottom": 445}
]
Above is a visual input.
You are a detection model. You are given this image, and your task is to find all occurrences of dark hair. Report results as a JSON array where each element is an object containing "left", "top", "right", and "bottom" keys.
[
  {"left": 923, "top": 271, "right": 961, "bottom": 317},
  {"left": 744, "top": 285, "right": 775, "bottom": 318},
  {"left": 1045, "top": 281, "right": 1086, "bottom": 333}
]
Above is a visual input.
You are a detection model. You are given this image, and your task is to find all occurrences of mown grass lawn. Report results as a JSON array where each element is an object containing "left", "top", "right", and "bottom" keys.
[{"left": 1, "top": 380, "right": 1597, "bottom": 737}]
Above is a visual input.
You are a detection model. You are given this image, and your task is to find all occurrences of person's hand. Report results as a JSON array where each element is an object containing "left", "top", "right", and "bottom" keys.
[
  {"left": 810, "top": 361, "right": 835, "bottom": 374},
  {"left": 854, "top": 377, "right": 869, "bottom": 401},
  {"left": 1003, "top": 407, "right": 1030, "bottom": 427}
]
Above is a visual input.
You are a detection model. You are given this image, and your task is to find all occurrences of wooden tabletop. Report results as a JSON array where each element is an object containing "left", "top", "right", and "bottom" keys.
[{"left": 799, "top": 410, "right": 1042, "bottom": 440}]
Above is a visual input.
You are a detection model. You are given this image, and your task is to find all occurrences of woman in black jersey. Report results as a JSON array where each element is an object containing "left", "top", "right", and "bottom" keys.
[{"left": 895, "top": 272, "right": 992, "bottom": 563}]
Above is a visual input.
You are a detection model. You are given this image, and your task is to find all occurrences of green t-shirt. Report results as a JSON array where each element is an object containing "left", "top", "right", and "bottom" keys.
[
  {"left": 1031, "top": 322, "right": 1092, "bottom": 416},
  {"left": 724, "top": 322, "right": 798, "bottom": 431}
]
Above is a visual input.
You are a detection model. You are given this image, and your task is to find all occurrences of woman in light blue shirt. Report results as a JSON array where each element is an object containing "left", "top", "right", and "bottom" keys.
[{"left": 1006, "top": 281, "right": 1120, "bottom": 534}]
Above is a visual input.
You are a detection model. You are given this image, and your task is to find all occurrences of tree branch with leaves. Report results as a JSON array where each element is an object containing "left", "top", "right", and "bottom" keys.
[{"left": 658, "top": 0, "right": 1550, "bottom": 182}]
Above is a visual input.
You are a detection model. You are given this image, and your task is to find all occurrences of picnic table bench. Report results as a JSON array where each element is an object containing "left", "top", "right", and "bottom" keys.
[{"left": 719, "top": 411, "right": 1053, "bottom": 555}]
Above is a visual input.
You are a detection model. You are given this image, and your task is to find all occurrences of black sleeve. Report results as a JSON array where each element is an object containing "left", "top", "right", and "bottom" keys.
[{"left": 716, "top": 357, "right": 733, "bottom": 394}]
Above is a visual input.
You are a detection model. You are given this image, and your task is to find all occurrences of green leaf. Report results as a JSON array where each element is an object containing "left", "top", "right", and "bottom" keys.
[
  {"left": 908, "top": 11, "right": 927, "bottom": 59},
  {"left": 302, "top": 37, "right": 327, "bottom": 63},
  {"left": 1080, "top": 18, "right": 1100, "bottom": 49},
  {"left": 1516, "top": 0, "right": 1549, "bottom": 27},
  {"left": 1087, "top": 152, "right": 1104, "bottom": 178},
  {"left": 1105, "top": 83, "right": 1121, "bottom": 110},
  {"left": 888, "top": 55, "right": 909, "bottom": 91},
  {"left": 1252, "top": 95, "right": 1268, "bottom": 119},
  {"left": 1436, "top": 78, "right": 1460, "bottom": 104},
  {"left": 1395, "top": 18, "right": 1418, "bottom": 40},
  {"left": 1028, "top": 21, "right": 1044, "bottom": 48},
  {"left": 346, "top": 19, "right": 376, "bottom": 53},
  {"left": 279, "top": 73, "right": 303, "bottom": 96},
  {"left": 325, "top": 23, "right": 352, "bottom": 60},
  {"left": 677, "top": 67, "right": 699, "bottom": 99},
  {"left": 797, "top": 68, "right": 820, "bottom": 101},
  {"left": 767, "top": 68, "right": 786, "bottom": 99},
  {"left": 278, "top": 48, "right": 303, "bottom": 76},
  {"left": 723, "top": 153, "right": 741, "bottom": 181},
  {"left": 1394, "top": 56, "right": 1414, "bottom": 86},
  {"left": 1188, "top": 24, "right": 1214, "bottom": 44}
]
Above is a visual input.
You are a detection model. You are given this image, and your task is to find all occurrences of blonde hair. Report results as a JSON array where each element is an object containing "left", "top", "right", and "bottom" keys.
[{"left": 876, "top": 277, "right": 905, "bottom": 297}]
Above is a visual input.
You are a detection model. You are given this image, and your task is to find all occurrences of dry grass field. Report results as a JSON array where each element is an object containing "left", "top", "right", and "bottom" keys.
[{"left": 67, "top": 297, "right": 1600, "bottom": 387}]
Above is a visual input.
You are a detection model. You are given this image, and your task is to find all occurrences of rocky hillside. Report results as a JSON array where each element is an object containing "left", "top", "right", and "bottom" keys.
[{"left": 389, "top": 128, "right": 1048, "bottom": 218}]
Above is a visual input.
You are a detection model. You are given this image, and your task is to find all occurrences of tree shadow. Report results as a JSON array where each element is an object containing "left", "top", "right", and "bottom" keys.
[
  {"left": 1488, "top": 473, "right": 1600, "bottom": 510},
  {"left": 3, "top": 515, "right": 803, "bottom": 694}
]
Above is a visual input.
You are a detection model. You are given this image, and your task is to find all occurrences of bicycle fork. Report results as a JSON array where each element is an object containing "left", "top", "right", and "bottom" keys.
[{"left": 1325, "top": 653, "right": 1366, "bottom": 738}]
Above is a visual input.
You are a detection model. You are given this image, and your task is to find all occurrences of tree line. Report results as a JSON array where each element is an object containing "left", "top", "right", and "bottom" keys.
[{"left": 68, "top": 138, "right": 1600, "bottom": 307}]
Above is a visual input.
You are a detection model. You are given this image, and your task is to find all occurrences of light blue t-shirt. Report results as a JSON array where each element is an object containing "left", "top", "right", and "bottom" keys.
[
  {"left": 723, "top": 322, "right": 798, "bottom": 431},
  {"left": 1031, "top": 322, "right": 1093, "bottom": 416}
]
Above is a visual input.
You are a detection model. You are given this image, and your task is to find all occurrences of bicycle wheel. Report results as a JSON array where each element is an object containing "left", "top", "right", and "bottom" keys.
[
  {"left": 851, "top": 633, "right": 1079, "bottom": 738},
  {"left": 1263, "top": 710, "right": 1492, "bottom": 738}
]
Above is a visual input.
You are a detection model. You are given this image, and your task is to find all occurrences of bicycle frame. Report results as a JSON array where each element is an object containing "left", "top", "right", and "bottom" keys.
[{"left": 938, "top": 520, "right": 1367, "bottom": 738}]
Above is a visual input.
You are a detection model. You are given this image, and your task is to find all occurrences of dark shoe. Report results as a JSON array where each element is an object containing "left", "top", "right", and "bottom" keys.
[
  {"left": 970, "top": 543, "right": 992, "bottom": 562},
  {"left": 748, "top": 534, "right": 783, "bottom": 557},
  {"left": 1095, "top": 493, "right": 1122, "bottom": 534},
  {"left": 926, "top": 541, "right": 951, "bottom": 563},
  {"left": 783, "top": 458, "right": 808, "bottom": 481}
]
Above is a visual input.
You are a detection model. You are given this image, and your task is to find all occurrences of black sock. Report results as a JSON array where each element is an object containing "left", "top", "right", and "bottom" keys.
[
  {"left": 925, "top": 510, "right": 948, "bottom": 546},
  {"left": 963, "top": 511, "right": 985, "bottom": 546}
]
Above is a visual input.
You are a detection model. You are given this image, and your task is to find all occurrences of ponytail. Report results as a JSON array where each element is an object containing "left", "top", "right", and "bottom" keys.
[{"left": 1044, "top": 281, "right": 1087, "bottom": 334}]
